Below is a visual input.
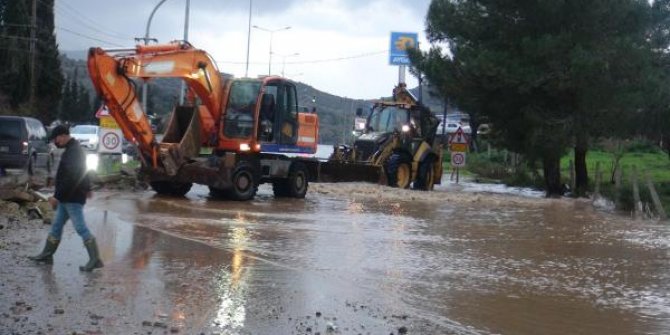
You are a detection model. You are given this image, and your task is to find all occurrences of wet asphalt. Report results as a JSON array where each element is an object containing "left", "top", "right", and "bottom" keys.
[{"left": 1, "top": 180, "right": 670, "bottom": 335}]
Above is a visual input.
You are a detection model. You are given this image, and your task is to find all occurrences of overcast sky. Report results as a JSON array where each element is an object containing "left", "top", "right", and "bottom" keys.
[{"left": 54, "top": 0, "right": 432, "bottom": 99}]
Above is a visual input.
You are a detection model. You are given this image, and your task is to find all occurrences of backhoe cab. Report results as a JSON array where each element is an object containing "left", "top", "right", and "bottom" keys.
[
  {"left": 87, "top": 41, "right": 319, "bottom": 200},
  {"left": 327, "top": 83, "right": 443, "bottom": 190}
]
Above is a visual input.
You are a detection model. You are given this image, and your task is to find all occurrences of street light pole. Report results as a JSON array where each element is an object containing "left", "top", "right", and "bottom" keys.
[
  {"left": 277, "top": 52, "right": 299, "bottom": 77},
  {"left": 245, "top": 0, "right": 252, "bottom": 77},
  {"left": 138, "top": 0, "right": 169, "bottom": 115},
  {"left": 179, "top": 0, "right": 190, "bottom": 104},
  {"left": 252, "top": 25, "right": 291, "bottom": 76}
]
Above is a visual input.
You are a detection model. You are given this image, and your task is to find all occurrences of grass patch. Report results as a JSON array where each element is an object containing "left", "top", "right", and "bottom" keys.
[{"left": 463, "top": 142, "right": 670, "bottom": 215}]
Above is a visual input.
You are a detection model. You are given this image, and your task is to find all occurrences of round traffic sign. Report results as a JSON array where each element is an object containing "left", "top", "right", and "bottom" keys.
[
  {"left": 102, "top": 132, "right": 120, "bottom": 150},
  {"left": 451, "top": 152, "right": 466, "bottom": 167}
]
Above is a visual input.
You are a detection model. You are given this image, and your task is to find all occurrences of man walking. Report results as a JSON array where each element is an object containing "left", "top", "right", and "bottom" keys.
[{"left": 29, "top": 124, "right": 103, "bottom": 272}]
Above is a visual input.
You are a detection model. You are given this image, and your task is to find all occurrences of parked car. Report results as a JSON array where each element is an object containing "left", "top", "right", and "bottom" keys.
[
  {"left": 442, "top": 121, "right": 472, "bottom": 134},
  {"left": 70, "top": 124, "right": 100, "bottom": 151},
  {"left": 477, "top": 123, "right": 491, "bottom": 135},
  {"left": 0, "top": 115, "right": 53, "bottom": 175}
]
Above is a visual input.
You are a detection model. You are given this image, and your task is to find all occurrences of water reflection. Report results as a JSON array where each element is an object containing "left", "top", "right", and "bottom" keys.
[
  {"left": 79, "top": 184, "right": 670, "bottom": 334},
  {"left": 213, "top": 227, "right": 249, "bottom": 330}
]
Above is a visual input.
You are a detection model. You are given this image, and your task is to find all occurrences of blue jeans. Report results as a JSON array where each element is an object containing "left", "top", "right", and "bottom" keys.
[{"left": 49, "top": 202, "right": 93, "bottom": 241}]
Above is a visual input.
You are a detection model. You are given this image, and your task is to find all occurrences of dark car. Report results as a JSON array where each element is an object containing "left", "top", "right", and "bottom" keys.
[{"left": 0, "top": 116, "right": 52, "bottom": 175}]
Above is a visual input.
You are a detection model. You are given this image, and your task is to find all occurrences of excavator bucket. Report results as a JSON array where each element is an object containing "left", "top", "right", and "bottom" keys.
[
  {"left": 318, "top": 161, "right": 385, "bottom": 184},
  {"left": 158, "top": 106, "right": 201, "bottom": 176}
]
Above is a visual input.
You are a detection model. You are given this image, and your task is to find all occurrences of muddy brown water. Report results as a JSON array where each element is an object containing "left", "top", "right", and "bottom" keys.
[{"left": 3, "top": 180, "right": 670, "bottom": 334}]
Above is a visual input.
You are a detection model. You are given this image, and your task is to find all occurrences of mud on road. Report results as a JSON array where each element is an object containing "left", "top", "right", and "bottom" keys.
[{"left": 1, "top": 181, "right": 670, "bottom": 335}]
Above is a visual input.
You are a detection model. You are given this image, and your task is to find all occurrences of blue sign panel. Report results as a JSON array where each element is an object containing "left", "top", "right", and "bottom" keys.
[{"left": 389, "top": 32, "right": 418, "bottom": 66}]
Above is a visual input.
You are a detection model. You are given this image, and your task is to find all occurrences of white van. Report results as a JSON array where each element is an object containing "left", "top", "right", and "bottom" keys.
[{"left": 70, "top": 125, "right": 100, "bottom": 151}]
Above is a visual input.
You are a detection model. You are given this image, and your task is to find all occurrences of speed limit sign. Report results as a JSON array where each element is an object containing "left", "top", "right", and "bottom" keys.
[
  {"left": 451, "top": 152, "right": 466, "bottom": 167},
  {"left": 99, "top": 129, "right": 122, "bottom": 153}
]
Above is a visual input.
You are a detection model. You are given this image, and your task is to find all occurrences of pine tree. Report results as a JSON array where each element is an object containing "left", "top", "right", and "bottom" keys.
[
  {"left": 0, "top": 0, "right": 31, "bottom": 109},
  {"left": 59, "top": 77, "right": 75, "bottom": 121},
  {"left": 77, "top": 85, "right": 92, "bottom": 123},
  {"left": 34, "top": 0, "right": 63, "bottom": 123},
  {"left": 413, "top": 0, "right": 653, "bottom": 196}
]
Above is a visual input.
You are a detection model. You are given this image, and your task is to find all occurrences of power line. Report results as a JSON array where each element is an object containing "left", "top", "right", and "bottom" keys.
[
  {"left": 56, "top": 0, "right": 131, "bottom": 40},
  {"left": 56, "top": 26, "right": 125, "bottom": 47},
  {"left": 51, "top": 2, "right": 131, "bottom": 42},
  {"left": 290, "top": 50, "right": 387, "bottom": 65},
  {"left": 215, "top": 50, "right": 387, "bottom": 66}
]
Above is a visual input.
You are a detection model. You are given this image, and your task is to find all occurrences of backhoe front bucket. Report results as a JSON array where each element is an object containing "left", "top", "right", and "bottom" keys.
[
  {"left": 157, "top": 106, "right": 201, "bottom": 176},
  {"left": 318, "top": 161, "right": 384, "bottom": 184}
]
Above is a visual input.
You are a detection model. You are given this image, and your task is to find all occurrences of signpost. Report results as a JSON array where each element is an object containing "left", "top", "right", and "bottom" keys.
[
  {"left": 389, "top": 32, "right": 418, "bottom": 66},
  {"left": 448, "top": 127, "right": 469, "bottom": 183},
  {"left": 96, "top": 105, "right": 122, "bottom": 154},
  {"left": 96, "top": 105, "right": 123, "bottom": 174},
  {"left": 389, "top": 32, "right": 418, "bottom": 86}
]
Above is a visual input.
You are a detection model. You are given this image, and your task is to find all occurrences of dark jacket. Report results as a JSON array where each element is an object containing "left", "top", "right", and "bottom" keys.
[{"left": 54, "top": 138, "right": 91, "bottom": 204}]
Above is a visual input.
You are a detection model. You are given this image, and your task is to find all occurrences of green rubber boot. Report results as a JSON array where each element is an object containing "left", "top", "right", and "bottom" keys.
[
  {"left": 28, "top": 235, "right": 60, "bottom": 263},
  {"left": 79, "top": 238, "right": 104, "bottom": 272}
]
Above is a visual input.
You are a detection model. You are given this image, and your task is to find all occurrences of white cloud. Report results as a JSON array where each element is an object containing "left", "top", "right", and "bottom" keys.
[{"left": 56, "top": 0, "right": 431, "bottom": 99}]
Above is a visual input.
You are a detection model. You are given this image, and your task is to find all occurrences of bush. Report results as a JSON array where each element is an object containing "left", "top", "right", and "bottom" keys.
[
  {"left": 625, "top": 138, "right": 662, "bottom": 154},
  {"left": 503, "top": 166, "right": 544, "bottom": 189},
  {"left": 466, "top": 153, "right": 511, "bottom": 180}
]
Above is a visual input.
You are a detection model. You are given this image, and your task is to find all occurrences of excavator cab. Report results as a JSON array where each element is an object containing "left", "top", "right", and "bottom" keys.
[{"left": 219, "top": 77, "right": 311, "bottom": 154}]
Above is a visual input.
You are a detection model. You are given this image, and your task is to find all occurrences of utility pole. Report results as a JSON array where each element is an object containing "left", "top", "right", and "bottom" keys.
[
  {"left": 137, "top": 0, "right": 168, "bottom": 115},
  {"left": 29, "top": 0, "right": 37, "bottom": 109},
  {"left": 245, "top": 0, "right": 252, "bottom": 77},
  {"left": 178, "top": 0, "right": 190, "bottom": 104}
]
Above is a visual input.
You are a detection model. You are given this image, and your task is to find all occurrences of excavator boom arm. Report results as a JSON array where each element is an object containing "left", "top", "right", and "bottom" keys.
[{"left": 87, "top": 42, "right": 223, "bottom": 163}]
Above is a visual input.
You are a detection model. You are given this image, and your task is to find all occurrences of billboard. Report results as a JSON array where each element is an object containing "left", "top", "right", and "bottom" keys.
[{"left": 389, "top": 32, "right": 418, "bottom": 66}]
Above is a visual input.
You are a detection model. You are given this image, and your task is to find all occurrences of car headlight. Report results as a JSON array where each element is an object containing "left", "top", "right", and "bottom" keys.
[{"left": 86, "top": 153, "right": 99, "bottom": 171}]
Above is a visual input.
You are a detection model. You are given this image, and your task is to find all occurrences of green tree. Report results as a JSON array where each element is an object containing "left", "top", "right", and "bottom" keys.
[
  {"left": 59, "top": 77, "right": 75, "bottom": 121},
  {"left": 77, "top": 84, "right": 92, "bottom": 123},
  {"left": 0, "top": 0, "right": 31, "bottom": 109},
  {"left": 0, "top": 0, "right": 62, "bottom": 118},
  {"left": 34, "top": 0, "right": 63, "bottom": 123},
  {"left": 638, "top": 0, "right": 670, "bottom": 158},
  {"left": 412, "top": 0, "right": 653, "bottom": 196}
]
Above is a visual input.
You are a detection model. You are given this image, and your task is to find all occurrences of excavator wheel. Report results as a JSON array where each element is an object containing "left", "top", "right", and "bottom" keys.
[
  {"left": 413, "top": 156, "right": 435, "bottom": 191},
  {"left": 273, "top": 162, "right": 308, "bottom": 198},
  {"left": 150, "top": 180, "right": 192, "bottom": 197},
  {"left": 228, "top": 161, "right": 258, "bottom": 201},
  {"left": 385, "top": 153, "right": 411, "bottom": 189},
  {"left": 208, "top": 186, "right": 227, "bottom": 199}
]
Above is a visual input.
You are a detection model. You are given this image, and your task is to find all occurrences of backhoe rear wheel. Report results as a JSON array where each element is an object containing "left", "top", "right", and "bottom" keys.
[
  {"left": 150, "top": 180, "right": 192, "bottom": 197},
  {"left": 385, "top": 153, "right": 411, "bottom": 189},
  {"left": 273, "top": 162, "right": 308, "bottom": 198}
]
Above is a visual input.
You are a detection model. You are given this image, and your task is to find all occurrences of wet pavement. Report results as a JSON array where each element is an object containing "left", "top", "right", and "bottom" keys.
[{"left": 1, "top": 179, "right": 670, "bottom": 334}]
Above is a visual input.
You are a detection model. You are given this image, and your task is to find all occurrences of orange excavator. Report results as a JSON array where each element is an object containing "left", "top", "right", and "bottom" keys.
[{"left": 87, "top": 41, "right": 319, "bottom": 200}]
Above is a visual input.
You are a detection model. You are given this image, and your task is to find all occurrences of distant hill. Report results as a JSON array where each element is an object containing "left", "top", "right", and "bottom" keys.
[
  {"left": 61, "top": 53, "right": 460, "bottom": 145},
  {"left": 61, "top": 50, "right": 87, "bottom": 61}
]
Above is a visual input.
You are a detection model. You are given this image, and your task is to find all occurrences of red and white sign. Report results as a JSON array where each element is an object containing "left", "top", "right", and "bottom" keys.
[
  {"left": 95, "top": 104, "right": 110, "bottom": 118},
  {"left": 99, "top": 128, "right": 122, "bottom": 154},
  {"left": 451, "top": 151, "right": 466, "bottom": 167},
  {"left": 448, "top": 127, "right": 469, "bottom": 144}
]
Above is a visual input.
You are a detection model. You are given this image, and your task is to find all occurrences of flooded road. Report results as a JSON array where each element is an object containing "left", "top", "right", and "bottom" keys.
[{"left": 5, "top": 180, "right": 670, "bottom": 334}]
